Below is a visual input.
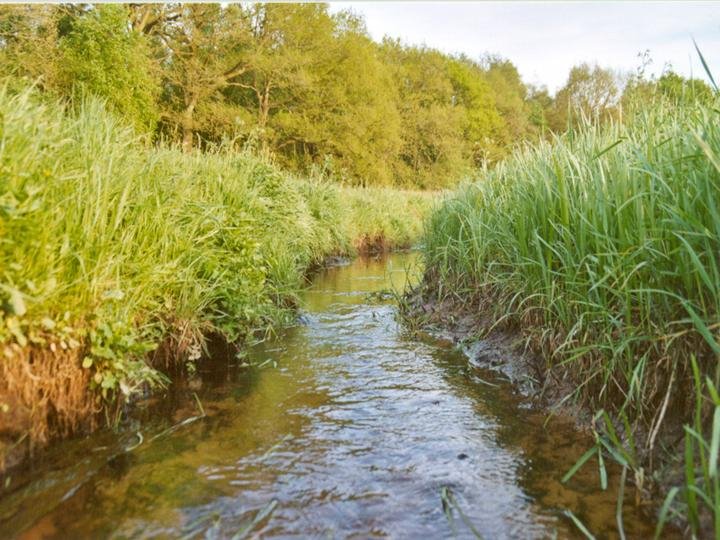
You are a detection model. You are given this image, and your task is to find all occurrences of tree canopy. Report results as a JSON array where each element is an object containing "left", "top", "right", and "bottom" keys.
[{"left": 0, "top": 3, "right": 713, "bottom": 188}]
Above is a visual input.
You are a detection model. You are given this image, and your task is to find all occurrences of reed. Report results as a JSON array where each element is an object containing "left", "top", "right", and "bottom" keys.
[
  {"left": 422, "top": 94, "right": 720, "bottom": 533},
  {"left": 0, "top": 84, "right": 432, "bottom": 466}
]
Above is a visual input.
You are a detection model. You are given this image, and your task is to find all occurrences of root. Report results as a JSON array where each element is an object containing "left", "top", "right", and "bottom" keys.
[{"left": 0, "top": 342, "right": 98, "bottom": 470}]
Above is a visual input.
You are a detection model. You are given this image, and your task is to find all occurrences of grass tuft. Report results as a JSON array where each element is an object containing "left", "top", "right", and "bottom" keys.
[
  {"left": 421, "top": 94, "right": 720, "bottom": 532},
  {"left": 0, "top": 83, "right": 433, "bottom": 467}
]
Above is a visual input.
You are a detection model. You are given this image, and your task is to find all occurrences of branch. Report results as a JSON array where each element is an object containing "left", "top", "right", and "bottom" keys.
[{"left": 222, "top": 61, "right": 248, "bottom": 82}]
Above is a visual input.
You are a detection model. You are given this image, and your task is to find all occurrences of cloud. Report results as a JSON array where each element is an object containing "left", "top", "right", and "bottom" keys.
[{"left": 330, "top": 1, "right": 720, "bottom": 92}]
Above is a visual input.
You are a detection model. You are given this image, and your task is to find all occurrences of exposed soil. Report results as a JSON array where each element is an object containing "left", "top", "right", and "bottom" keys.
[
  {"left": 402, "top": 283, "right": 589, "bottom": 422},
  {"left": 401, "top": 276, "right": 703, "bottom": 535}
]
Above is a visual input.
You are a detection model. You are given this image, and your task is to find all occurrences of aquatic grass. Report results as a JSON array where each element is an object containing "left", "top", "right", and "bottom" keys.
[
  {"left": 0, "top": 83, "right": 433, "bottom": 466},
  {"left": 232, "top": 499, "right": 278, "bottom": 540},
  {"left": 563, "top": 509, "right": 595, "bottom": 540},
  {"left": 421, "top": 93, "right": 720, "bottom": 529},
  {"left": 440, "top": 486, "right": 483, "bottom": 539}
]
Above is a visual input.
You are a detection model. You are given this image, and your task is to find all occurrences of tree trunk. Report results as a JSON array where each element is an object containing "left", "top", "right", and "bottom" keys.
[
  {"left": 182, "top": 125, "right": 194, "bottom": 153},
  {"left": 181, "top": 96, "right": 198, "bottom": 153},
  {"left": 258, "top": 84, "right": 271, "bottom": 128}
]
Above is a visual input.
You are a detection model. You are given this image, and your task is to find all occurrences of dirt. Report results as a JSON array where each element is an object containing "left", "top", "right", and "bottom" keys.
[
  {"left": 401, "top": 278, "right": 702, "bottom": 535},
  {"left": 402, "top": 284, "right": 591, "bottom": 424}
]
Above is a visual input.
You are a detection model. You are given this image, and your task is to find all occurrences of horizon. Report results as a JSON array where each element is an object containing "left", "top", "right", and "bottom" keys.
[{"left": 329, "top": 1, "right": 720, "bottom": 93}]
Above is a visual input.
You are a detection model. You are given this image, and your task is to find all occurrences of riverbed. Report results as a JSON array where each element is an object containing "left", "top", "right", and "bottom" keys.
[{"left": 0, "top": 253, "right": 661, "bottom": 538}]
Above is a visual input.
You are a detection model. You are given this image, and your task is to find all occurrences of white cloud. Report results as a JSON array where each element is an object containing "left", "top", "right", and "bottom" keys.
[{"left": 329, "top": 1, "right": 720, "bottom": 92}]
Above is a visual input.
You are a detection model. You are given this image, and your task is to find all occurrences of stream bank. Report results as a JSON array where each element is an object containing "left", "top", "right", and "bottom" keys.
[{"left": 0, "top": 253, "right": 666, "bottom": 539}]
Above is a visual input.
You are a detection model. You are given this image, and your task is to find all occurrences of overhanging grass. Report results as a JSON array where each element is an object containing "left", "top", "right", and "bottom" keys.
[
  {"left": 0, "top": 85, "right": 433, "bottom": 465},
  {"left": 422, "top": 97, "right": 720, "bottom": 533}
]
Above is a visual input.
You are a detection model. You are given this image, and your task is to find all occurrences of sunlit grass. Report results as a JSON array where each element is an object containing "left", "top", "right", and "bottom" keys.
[
  {"left": 422, "top": 95, "right": 720, "bottom": 533},
  {"left": 0, "top": 84, "right": 432, "bottom": 460}
]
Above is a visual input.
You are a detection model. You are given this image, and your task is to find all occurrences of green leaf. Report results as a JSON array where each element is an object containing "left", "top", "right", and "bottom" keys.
[
  {"left": 709, "top": 406, "right": 720, "bottom": 478},
  {"left": 654, "top": 487, "right": 680, "bottom": 540},
  {"left": 562, "top": 446, "right": 597, "bottom": 484},
  {"left": 563, "top": 510, "right": 596, "bottom": 540},
  {"left": 82, "top": 357, "right": 93, "bottom": 369}
]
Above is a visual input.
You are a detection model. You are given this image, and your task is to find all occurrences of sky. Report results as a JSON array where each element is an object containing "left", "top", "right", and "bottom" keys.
[{"left": 328, "top": 2, "right": 720, "bottom": 93}]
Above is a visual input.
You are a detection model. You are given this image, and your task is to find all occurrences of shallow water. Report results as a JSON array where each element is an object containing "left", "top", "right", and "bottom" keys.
[{"left": 1, "top": 253, "right": 665, "bottom": 539}]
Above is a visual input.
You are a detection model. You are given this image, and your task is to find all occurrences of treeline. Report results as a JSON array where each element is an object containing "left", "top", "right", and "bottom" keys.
[{"left": 0, "top": 4, "right": 713, "bottom": 188}]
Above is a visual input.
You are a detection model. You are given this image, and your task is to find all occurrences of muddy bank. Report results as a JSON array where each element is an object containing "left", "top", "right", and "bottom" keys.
[
  {"left": 401, "top": 278, "right": 689, "bottom": 533},
  {"left": 402, "top": 284, "right": 585, "bottom": 420}
]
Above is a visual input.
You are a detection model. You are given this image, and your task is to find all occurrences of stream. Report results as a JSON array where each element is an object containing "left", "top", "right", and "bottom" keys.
[{"left": 0, "top": 253, "right": 662, "bottom": 539}]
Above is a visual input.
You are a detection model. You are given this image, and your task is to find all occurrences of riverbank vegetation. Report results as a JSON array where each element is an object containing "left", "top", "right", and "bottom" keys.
[
  {"left": 0, "top": 4, "right": 544, "bottom": 189},
  {"left": 2, "top": 2, "right": 719, "bottom": 532},
  {"left": 419, "top": 81, "right": 720, "bottom": 533},
  {"left": 5, "top": 3, "right": 704, "bottom": 190},
  {"left": 0, "top": 85, "right": 431, "bottom": 469}
]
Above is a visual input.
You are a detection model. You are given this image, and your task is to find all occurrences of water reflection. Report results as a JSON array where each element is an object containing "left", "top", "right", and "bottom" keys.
[{"left": 1, "top": 252, "right": 664, "bottom": 539}]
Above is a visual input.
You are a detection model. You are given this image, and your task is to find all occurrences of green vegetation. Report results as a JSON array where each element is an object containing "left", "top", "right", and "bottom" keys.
[
  {"left": 0, "top": 3, "right": 553, "bottom": 189},
  {"left": 0, "top": 85, "right": 431, "bottom": 466},
  {"left": 2, "top": 4, "right": 711, "bottom": 190},
  {"left": 421, "top": 89, "right": 720, "bottom": 533},
  {"left": 1, "top": 2, "right": 718, "bottom": 530}
]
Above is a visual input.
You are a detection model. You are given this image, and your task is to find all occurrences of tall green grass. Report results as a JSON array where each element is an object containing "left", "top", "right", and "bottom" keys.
[
  {"left": 0, "top": 84, "right": 432, "bottom": 462},
  {"left": 422, "top": 97, "right": 720, "bottom": 532}
]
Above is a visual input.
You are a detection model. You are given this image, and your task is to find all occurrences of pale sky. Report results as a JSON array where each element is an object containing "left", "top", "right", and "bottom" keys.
[{"left": 328, "top": 1, "right": 720, "bottom": 93}]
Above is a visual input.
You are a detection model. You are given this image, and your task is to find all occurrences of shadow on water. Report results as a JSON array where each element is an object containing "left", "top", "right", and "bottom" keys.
[{"left": 0, "top": 252, "right": 671, "bottom": 539}]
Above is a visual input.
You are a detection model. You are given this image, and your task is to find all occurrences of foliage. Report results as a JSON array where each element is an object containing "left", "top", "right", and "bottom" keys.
[
  {"left": 550, "top": 63, "right": 621, "bottom": 130},
  {"left": 0, "top": 3, "right": 546, "bottom": 188},
  {"left": 56, "top": 5, "right": 160, "bottom": 133},
  {"left": 422, "top": 94, "right": 720, "bottom": 531},
  {"left": 623, "top": 69, "right": 715, "bottom": 110},
  {"left": 0, "top": 85, "right": 432, "bottom": 457},
  {"left": 1, "top": 4, "right": 714, "bottom": 189}
]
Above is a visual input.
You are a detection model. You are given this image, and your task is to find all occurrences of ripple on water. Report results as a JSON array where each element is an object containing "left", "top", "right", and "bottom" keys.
[{"left": 1, "top": 253, "right": 667, "bottom": 539}]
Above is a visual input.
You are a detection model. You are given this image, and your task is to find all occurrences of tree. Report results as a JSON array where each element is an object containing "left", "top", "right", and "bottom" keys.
[
  {"left": 656, "top": 71, "right": 714, "bottom": 103},
  {"left": 0, "top": 5, "right": 62, "bottom": 87},
  {"left": 525, "top": 84, "right": 553, "bottom": 138},
  {"left": 227, "top": 4, "right": 335, "bottom": 145},
  {"left": 148, "top": 4, "right": 253, "bottom": 151},
  {"left": 268, "top": 12, "right": 402, "bottom": 185},
  {"left": 481, "top": 56, "right": 531, "bottom": 146},
  {"left": 0, "top": 5, "right": 160, "bottom": 133},
  {"left": 551, "top": 63, "right": 620, "bottom": 130},
  {"left": 0, "top": 3, "right": 547, "bottom": 188},
  {"left": 57, "top": 5, "right": 160, "bottom": 133},
  {"left": 192, "top": 5, "right": 402, "bottom": 185},
  {"left": 380, "top": 41, "right": 470, "bottom": 187},
  {"left": 447, "top": 57, "right": 506, "bottom": 165}
]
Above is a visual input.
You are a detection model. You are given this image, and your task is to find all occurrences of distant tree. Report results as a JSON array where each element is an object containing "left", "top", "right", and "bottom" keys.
[
  {"left": 0, "top": 5, "right": 62, "bottom": 87},
  {"left": 0, "top": 3, "right": 549, "bottom": 188},
  {"left": 481, "top": 56, "right": 531, "bottom": 146},
  {"left": 447, "top": 57, "right": 506, "bottom": 165},
  {"left": 622, "top": 69, "right": 715, "bottom": 112},
  {"left": 146, "top": 4, "right": 253, "bottom": 151},
  {"left": 551, "top": 63, "right": 620, "bottom": 130},
  {"left": 283, "top": 21, "right": 402, "bottom": 185},
  {"left": 225, "top": 4, "right": 335, "bottom": 146},
  {"left": 381, "top": 41, "right": 470, "bottom": 187},
  {"left": 656, "top": 71, "right": 714, "bottom": 103},
  {"left": 525, "top": 84, "right": 553, "bottom": 138}
]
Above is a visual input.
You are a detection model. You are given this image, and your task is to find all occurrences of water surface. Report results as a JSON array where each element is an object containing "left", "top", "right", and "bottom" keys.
[{"left": 1, "top": 253, "right": 662, "bottom": 539}]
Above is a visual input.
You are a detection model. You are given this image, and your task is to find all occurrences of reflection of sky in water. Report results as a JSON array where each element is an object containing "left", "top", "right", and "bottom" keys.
[{"left": 3, "top": 253, "right": 664, "bottom": 539}]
